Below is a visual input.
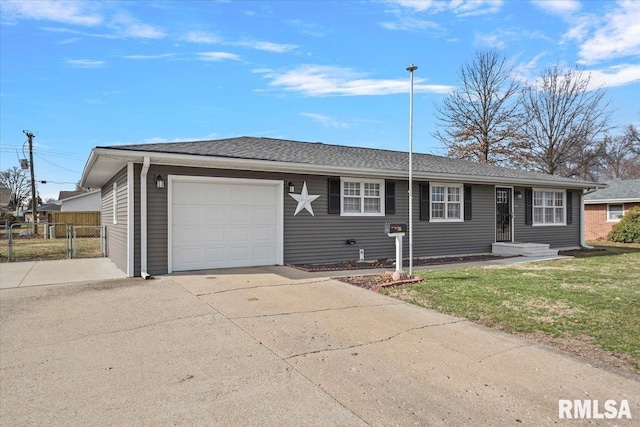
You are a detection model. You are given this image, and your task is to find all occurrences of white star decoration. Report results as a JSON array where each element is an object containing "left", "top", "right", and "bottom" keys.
[{"left": 289, "top": 181, "right": 320, "bottom": 216}]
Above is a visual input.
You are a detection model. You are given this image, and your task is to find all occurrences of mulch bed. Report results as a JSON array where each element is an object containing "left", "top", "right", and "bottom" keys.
[
  {"left": 291, "top": 254, "right": 510, "bottom": 272},
  {"left": 558, "top": 247, "right": 607, "bottom": 256}
]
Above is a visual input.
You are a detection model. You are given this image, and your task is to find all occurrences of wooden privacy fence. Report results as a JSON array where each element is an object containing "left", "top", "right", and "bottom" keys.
[{"left": 48, "top": 212, "right": 101, "bottom": 237}]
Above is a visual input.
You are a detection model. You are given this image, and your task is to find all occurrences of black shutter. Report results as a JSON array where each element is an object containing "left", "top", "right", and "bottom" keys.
[
  {"left": 525, "top": 188, "right": 533, "bottom": 225},
  {"left": 464, "top": 185, "right": 472, "bottom": 221},
  {"left": 566, "top": 191, "right": 573, "bottom": 225},
  {"left": 328, "top": 178, "right": 340, "bottom": 214},
  {"left": 385, "top": 181, "right": 395, "bottom": 215},
  {"left": 419, "top": 182, "right": 430, "bottom": 221}
]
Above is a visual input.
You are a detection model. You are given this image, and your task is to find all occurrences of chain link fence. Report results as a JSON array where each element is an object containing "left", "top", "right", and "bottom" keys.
[{"left": 1, "top": 222, "right": 106, "bottom": 262}]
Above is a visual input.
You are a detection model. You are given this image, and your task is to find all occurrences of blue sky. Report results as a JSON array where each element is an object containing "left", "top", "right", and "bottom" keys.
[{"left": 1, "top": 0, "right": 639, "bottom": 200}]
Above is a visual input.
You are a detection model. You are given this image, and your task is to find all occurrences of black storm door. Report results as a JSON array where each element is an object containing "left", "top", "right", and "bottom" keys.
[{"left": 496, "top": 187, "right": 512, "bottom": 242}]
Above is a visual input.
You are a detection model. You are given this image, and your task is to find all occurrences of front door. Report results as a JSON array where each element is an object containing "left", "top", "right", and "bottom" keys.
[{"left": 496, "top": 187, "right": 512, "bottom": 242}]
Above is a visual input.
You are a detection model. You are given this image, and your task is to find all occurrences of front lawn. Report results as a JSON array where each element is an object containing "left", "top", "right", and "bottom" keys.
[{"left": 382, "top": 243, "right": 640, "bottom": 373}]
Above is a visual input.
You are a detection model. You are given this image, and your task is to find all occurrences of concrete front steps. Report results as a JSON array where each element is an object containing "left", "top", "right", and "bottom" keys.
[{"left": 491, "top": 242, "right": 559, "bottom": 257}]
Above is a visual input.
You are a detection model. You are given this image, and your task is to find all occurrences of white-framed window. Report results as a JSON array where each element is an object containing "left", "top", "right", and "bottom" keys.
[
  {"left": 340, "top": 178, "right": 385, "bottom": 216},
  {"left": 112, "top": 182, "right": 118, "bottom": 225},
  {"left": 430, "top": 183, "right": 463, "bottom": 222},
  {"left": 533, "top": 189, "right": 565, "bottom": 225},
  {"left": 607, "top": 204, "right": 624, "bottom": 222}
]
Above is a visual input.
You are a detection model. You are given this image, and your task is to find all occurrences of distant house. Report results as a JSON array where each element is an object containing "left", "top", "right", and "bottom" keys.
[
  {"left": 24, "top": 203, "right": 61, "bottom": 223},
  {"left": 584, "top": 178, "right": 640, "bottom": 241},
  {"left": 59, "top": 189, "right": 101, "bottom": 212},
  {"left": 58, "top": 190, "right": 84, "bottom": 200}
]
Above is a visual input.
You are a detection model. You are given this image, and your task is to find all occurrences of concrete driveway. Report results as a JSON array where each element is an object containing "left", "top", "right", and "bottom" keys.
[{"left": 1, "top": 267, "right": 638, "bottom": 426}]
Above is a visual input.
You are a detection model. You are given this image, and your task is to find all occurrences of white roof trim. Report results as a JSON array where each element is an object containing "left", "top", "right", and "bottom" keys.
[
  {"left": 81, "top": 147, "right": 598, "bottom": 190},
  {"left": 584, "top": 198, "right": 640, "bottom": 204},
  {"left": 58, "top": 189, "right": 101, "bottom": 202}
]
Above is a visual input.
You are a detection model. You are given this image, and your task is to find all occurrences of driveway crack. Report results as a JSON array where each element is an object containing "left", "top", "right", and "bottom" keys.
[
  {"left": 284, "top": 319, "right": 468, "bottom": 360},
  {"left": 477, "top": 343, "right": 533, "bottom": 364},
  {"left": 24, "top": 313, "right": 214, "bottom": 348},
  {"left": 229, "top": 301, "right": 404, "bottom": 320},
  {"left": 195, "top": 278, "right": 334, "bottom": 297}
]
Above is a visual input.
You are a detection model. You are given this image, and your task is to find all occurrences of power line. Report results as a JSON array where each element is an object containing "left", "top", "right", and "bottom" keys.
[{"left": 34, "top": 152, "right": 81, "bottom": 173}]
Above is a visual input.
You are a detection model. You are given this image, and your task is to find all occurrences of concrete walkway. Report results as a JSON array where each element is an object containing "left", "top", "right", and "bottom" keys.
[
  {"left": 0, "top": 258, "right": 126, "bottom": 289},
  {"left": 2, "top": 263, "right": 637, "bottom": 425}
]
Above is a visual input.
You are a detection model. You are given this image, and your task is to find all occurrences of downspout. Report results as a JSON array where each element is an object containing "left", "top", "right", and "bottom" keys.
[
  {"left": 140, "top": 157, "right": 151, "bottom": 279},
  {"left": 580, "top": 190, "right": 593, "bottom": 249}
]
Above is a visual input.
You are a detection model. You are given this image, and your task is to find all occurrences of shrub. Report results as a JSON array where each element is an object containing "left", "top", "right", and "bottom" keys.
[{"left": 607, "top": 207, "right": 640, "bottom": 243}]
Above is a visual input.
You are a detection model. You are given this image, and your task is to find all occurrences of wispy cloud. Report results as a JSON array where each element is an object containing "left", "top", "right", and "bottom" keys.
[
  {"left": 235, "top": 40, "right": 297, "bottom": 53},
  {"left": 254, "top": 65, "right": 453, "bottom": 96},
  {"left": 380, "top": 0, "right": 502, "bottom": 32},
  {"left": 530, "top": 0, "right": 581, "bottom": 16},
  {"left": 109, "top": 13, "right": 165, "bottom": 39},
  {"left": 587, "top": 63, "right": 640, "bottom": 89},
  {"left": 383, "top": 0, "right": 503, "bottom": 16},
  {"left": 575, "top": 1, "right": 640, "bottom": 65},
  {"left": 512, "top": 52, "right": 548, "bottom": 82},
  {"left": 379, "top": 17, "right": 440, "bottom": 32},
  {"left": 474, "top": 28, "right": 552, "bottom": 49},
  {"left": 300, "top": 113, "right": 349, "bottom": 128},
  {"left": 287, "top": 19, "right": 326, "bottom": 37},
  {"left": 2, "top": 0, "right": 164, "bottom": 39},
  {"left": 181, "top": 30, "right": 297, "bottom": 53},
  {"left": 196, "top": 52, "right": 241, "bottom": 62},
  {"left": 182, "top": 30, "right": 221, "bottom": 44},
  {"left": 1, "top": 0, "right": 102, "bottom": 26},
  {"left": 123, "top": 53, "right": 175, "bottom": 60},
  {"left": 66, "top": 59, "right": 105, "bottom": 68}
]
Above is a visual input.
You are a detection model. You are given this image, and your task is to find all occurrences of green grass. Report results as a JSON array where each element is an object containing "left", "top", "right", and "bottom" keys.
[
  {"left": 0, "top": 237, "right": 102, "bottom": 262},
  {"left": 383, "top": 243, "right": 640, "bottom": 372}
]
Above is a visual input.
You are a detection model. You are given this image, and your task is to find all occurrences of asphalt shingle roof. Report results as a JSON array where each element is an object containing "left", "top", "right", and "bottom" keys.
[
  {"left": 584, "top": 178, "right": 640, "bottom": 201},
  {"left": 104, "top": 136, "right": 596, "bottom": 186}
]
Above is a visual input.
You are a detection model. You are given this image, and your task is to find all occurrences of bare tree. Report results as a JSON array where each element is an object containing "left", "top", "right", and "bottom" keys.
[
  {"left": 518, "top": 65, "right": 611, "bottom": 179},
  {"left": 600, "top": 125, "right": 640, "bottom": 179},
  {"left": 433, "top": 50, "right": 522, "bottom": 166},
  {"left": 0, "top": 166, "right": 31, "bottom": 209},
  {"left": 75, "top": 180, "right": 92, "bottom": 193}
]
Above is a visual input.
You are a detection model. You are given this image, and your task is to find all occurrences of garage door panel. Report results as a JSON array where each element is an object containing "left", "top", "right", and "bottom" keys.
[
  {"left": 205, "top": 206, "right": 225, "bottom": 222},
  {"left": 253, "top": 245, "right": 274, "bottom": 261},
  {"left": 174, "top": 248, "right": 201, "bottom": 266},
  {"left": 171, "top": 179, "right": 281, "bottom": 272},
  {"left": 205, "top": 186, "right": 229, "bottom": 204},
  {"left": 228, "top": 227, "right": 249, "bottom": 242},
  {"left": 205, "top": 247, "right": 225, "bottom": 263},
  {"left": 253, "top": 207, "right": 276, "bottom": 224},
  {"left": 205, "top": 228, "right": 225, "bottom": 243},
  {"left": 229, "top": 207, "right": 250, "bottom": 224},
  {"left": 173, "top": 227, "right": 202, "bottom": 246},
  {"left": 173, "top": 206, "right": 202, "bottom": 224},
  {"left": 253, "top": 226, "right": 274, "bottom": 241},
  {"left": 229, "top": 246, "right": 250, "bottom": 262}
]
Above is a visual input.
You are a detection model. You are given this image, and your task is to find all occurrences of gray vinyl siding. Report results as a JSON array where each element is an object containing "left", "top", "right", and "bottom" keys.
[
  {"left": 513, "top": 187, "right": 581, "bottom": 247},
  {"left": 141, "top": 165, "right": 498, "bottom": 274},
  {"left": 101, "top": 167, "right": 128, "bottom": 274},
  {"left": 412, "top": 183, "right": 495, "bottom": 257}
]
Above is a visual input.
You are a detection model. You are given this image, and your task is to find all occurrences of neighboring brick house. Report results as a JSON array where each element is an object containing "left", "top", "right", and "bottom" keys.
[{"left": 584, "top": 178, "right": 640, "bottom": 241}]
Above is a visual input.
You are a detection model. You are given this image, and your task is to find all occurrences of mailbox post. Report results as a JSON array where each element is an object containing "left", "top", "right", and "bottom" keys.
[{"left": 385, "top": 223, "right": 407, "bottom": 273}]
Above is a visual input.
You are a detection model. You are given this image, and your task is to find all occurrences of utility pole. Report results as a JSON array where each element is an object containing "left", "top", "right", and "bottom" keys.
[{"left": 24, "top": 131, "right": 37, "bottom": 236}]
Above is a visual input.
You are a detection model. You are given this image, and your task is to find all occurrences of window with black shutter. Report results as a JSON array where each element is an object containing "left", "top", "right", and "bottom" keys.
[
  {"left": 419, "top": 183, "right": 430, "bottom": 221},
  {"left": 327, "top": 178, "right": 340, "bottom": 214},
  {"left": 385, "top": 181, "right": 395, "bottom": 215},
  {"left": 464, "top": 185, "right": 472, "bottom": 221}
]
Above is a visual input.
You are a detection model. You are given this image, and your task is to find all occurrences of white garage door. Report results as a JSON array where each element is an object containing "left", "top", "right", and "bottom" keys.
[{"left": 170, "top": 177, "right": 282, "bottom": 272}]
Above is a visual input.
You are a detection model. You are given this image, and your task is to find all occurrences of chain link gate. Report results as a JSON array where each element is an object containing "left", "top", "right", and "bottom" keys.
[{"left": 2, "top": 223, "right": 106, "bottom": 262}]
